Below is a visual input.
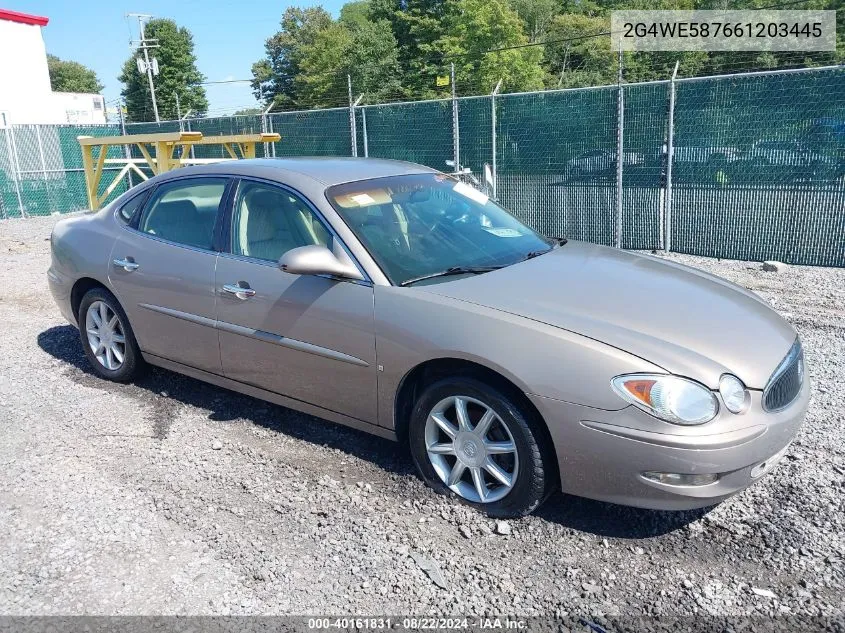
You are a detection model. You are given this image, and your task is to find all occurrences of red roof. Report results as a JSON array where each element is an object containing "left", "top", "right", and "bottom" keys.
[{"left": 0, "top": 8, "right": 49, "bottom": 26}]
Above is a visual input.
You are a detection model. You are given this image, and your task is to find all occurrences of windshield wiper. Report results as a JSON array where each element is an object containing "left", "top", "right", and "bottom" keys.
[
  {"left": 399, "top": 266, "right": 503, "bottom": 287},
  {"left": 522, "top": 236, "right": 568, "bottom": 261}
]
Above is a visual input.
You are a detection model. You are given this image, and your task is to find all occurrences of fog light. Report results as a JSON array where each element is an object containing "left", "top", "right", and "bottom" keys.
[{"left": 642, "top": 471, "right": 719, "bottom": 486}]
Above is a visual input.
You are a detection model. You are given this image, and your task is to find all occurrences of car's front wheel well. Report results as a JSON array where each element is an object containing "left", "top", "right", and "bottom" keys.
[
  {"left": 70, "top": 277, "right": 108, "bottom": 325},
  {"left": 394, "top": 358, "right": 559, "bottom": 488}
]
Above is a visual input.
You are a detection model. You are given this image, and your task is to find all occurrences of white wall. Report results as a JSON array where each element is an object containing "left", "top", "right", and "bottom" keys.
[
  {"left": 0, "top": 18, "right": 105, "bottom": 125},
  {"left": 0, "top": 19, "right": 58, "bottom": 124},
  {"left": 50, "top": 92, "right": 107, "bottom": 124}
]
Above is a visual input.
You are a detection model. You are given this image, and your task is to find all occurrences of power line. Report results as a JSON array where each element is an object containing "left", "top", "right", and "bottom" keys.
[{"left": 201, "top": 79, "right": 254, "bottom": 85}]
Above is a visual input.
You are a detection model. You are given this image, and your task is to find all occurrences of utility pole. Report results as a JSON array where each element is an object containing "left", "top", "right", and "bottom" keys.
[{"left": 127, "top": 13, "right": 160, "bottom": 122}]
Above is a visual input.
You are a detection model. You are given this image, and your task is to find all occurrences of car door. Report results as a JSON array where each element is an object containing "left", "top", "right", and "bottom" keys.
[
  {"left": 215, "top": 178, "right": 378, "bottom": 423},
  {"left": 109, "top": 176, "right": 230, "bottom": 374}
]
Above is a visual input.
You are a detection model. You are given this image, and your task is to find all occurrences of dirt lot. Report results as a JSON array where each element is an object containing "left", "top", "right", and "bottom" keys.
[{"left": 1, "top": 215, "right": 843, "bottom": 621}]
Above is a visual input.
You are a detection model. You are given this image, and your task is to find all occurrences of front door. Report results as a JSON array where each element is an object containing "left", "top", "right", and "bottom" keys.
[
  {"left": 215, "top": 179, "right": 378, "bottom": 423},
  {"left": 109, "top": 177, "right": 229, "bottom": 374}
]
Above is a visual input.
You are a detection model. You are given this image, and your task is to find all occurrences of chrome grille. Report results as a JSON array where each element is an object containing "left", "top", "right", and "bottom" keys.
[{"left": 763, "top": 339, "right": 804, "bottom": 412}]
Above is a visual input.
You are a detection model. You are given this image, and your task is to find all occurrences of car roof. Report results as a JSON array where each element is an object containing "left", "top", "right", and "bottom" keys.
[{"left": 158, "top": 157, "right": 438, "bottom": 187}]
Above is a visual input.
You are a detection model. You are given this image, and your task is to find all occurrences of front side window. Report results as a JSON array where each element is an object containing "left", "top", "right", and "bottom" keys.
[
  {"left": 138, "top": 178, "right": 227, "bottom": 250},
  {"left": 326, "top": 173, "right": 553, "bottom": 286},
  {"left": 231, "top": 181, "right": 331, "bottom": 262}
]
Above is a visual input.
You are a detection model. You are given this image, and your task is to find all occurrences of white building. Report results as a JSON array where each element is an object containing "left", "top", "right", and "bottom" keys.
[{"left": 0, "top": 8, "right": 106, "bottom": 126}]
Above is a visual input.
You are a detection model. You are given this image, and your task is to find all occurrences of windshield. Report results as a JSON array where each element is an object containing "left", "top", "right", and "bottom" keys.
[{"left": 325, "top": 173, "right": 554, "bottom": 286}]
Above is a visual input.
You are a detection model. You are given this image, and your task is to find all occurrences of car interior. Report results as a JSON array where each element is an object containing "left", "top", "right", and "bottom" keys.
[
  {"left": 234, "top": 184, "right": 331, "bottom": 262},
  {"left": 139, "top": 182, "right": 225, "bottom": 250}
]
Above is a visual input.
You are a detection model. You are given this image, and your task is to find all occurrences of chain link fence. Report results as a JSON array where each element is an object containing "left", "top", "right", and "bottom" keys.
[{"left": 1, "top": 64, "right": 843, "bottom": 266}]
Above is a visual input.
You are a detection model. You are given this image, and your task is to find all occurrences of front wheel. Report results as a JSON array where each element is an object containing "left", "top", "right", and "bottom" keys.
[{"left": 408, "top": 377, "right": 552, "bottom": 518}]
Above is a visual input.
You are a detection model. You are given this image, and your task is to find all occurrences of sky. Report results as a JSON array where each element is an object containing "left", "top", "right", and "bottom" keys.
[{"left": 11, "top": 0, "right": 346, "bottom": 116}]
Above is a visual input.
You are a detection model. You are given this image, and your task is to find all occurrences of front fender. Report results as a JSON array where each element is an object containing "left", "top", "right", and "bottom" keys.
[{"left": 374, "top": 286, "right": 666, "bottom": 430}]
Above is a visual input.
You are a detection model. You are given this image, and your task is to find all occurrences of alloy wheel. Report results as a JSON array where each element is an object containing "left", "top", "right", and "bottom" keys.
[
  {"left": 85, "top": 300, "right": 126, "bottom": 371},
  {"left": 424, "top": 395, "right": 519, "bottom": 503}
]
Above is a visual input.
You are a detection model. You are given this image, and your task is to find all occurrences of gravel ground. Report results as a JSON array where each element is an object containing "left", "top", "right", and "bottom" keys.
[{"left": 0, "top": 215, "right": 843, "bottom": 621}]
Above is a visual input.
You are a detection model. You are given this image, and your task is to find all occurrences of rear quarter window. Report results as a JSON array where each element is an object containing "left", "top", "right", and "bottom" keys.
[{"left": 116, "top": 191, "right": 148, "bottom": 224}]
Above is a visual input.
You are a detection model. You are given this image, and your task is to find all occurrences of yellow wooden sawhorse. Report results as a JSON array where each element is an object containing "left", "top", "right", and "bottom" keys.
[{"left": 77, "top": 131, "right": 281, "bottom": 210}]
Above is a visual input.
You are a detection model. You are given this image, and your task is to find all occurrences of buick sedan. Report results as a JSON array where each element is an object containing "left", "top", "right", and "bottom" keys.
[{"left": 48, "top": 158, "right": 809, "bottom": 517}]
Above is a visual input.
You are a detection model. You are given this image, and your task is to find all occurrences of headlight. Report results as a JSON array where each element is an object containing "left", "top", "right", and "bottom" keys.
[
  {"left": 719, "top": 374, "right": 750, "bottom": 414},
  {"left": 611, "top": 374, "right": 719, "bottom": 425}
]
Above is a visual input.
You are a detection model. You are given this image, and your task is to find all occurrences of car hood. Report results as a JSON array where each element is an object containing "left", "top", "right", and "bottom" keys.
[{"left": 418, "top": 241, "right": 795, "bottom": 389}]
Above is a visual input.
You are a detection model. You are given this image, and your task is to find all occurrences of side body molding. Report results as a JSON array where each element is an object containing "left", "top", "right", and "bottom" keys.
[{"left": 138, "top": 303, "right": 369, "bottom": 367}]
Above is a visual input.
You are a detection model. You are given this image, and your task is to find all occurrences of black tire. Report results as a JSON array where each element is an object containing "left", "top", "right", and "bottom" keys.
[
  {"left": 408, "top": 376, "right": 552, "bottom": 518},
  {"left": 77, "top": 287, "right": 143, "bottom": 383}
]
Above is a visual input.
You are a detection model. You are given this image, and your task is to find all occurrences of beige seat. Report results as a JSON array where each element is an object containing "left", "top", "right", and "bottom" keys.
[
  {"left": 238, "top": 190, "right": 297, "bottom": 261},
  {"left": 145, "top": 199, "right": 214, "bottom": 249}
]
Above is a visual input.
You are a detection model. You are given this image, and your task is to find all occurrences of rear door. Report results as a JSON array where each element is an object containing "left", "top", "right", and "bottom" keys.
[
  {"left": 109, "top": 176, "right": 230, "bottom": 374},
  {"left": 214, "top": 178, "right": 378, "bottom": 423}
]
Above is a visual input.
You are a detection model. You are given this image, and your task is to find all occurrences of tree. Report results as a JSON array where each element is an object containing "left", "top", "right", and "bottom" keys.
[
  {"left": 253, "top": 5, "right": 402, "bottom": 109},
  {"left": 339, "top": 1, "right": 371, "bottom": 28},
  {"left": 507, "top": 0, "right": 559, "bottom": 42},
  {"left": 47, "top": 55, "right": 103, "bottom": 93},
  {"left": 233, "top": 107, "right": 262, "bottom": 116},
  {"left": 542, "top": 13, "right": 616, "bottom": 88},
  {"left": 297, "top": 23, "right": 354, "bottom": 107},
  {"left": 347, "top": 20, "right": 403, "bottom": 100},
  {"left": 118, "top": 19, "right": 208, "bottom": 122},
  {"left": 437, "top": 0, "right": 545, "bottom": 94},
  {"left": 251, "top": 7, "right": 333, "bottom": 109},
  {"left": 298, "top": 19, "right": 402, "bottom": 106},
  {"left": 540, "top": 0, "right": 705, "bottom": 87},
  {"left": 370, "top": 0, "right": 451, "bottom": 97}
]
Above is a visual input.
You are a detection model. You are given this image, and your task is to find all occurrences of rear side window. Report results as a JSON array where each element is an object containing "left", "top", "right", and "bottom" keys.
[
  {"left": 116, "top": 191, "right": 147, "bottom": 224},
  {"left": 138, "top": 179, "right": 227, "bottom": 250}
]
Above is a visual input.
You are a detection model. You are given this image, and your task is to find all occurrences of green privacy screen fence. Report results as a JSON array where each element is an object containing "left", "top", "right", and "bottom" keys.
[{"left": 1, "top": 65, "right": 843, "bottom": 266}]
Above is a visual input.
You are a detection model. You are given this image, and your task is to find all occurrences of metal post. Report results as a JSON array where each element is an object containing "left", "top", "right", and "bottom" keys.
[
  {"left": 186, "top": 117, "right": 195, "bottom": 161},
  {"left": 268, "top": 116, "right": 276, "bottom": 158},
  {"left": 175, "top": 93, "right": 182, "bottom": 131},
  {"left": 491, "top": 79, "right": 502, "bottom": 200},
  {"left": 451, "top": 63, "right": 460, "bottom": 172},
  {"left": 7, "top": 126, "right": 25, "bottom": 218},
  {"left": 664, "top": 61, "right": 680, "bottom": 253},
  {"left": 261, "top": 101, "right": 274, "bottom": 158},
  {"left": 35, "top": 125, "right": 49, "bottom": 200},
  {"left": 348, "top": 75, "right": 357, "bottom": 158},
  {"left": 362, "top": 107, "right": 369, "bottom": 158},
  {"left": 614, "top": 46, "right": 624, "bottom": 249},
  {"left": 118, "top": 99, "right": 133, "bottom": 188}
]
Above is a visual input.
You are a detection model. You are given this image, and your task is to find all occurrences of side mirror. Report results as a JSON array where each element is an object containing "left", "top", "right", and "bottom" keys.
[{"left": 279, "top": 245, "right": 364, "bottom": 281}]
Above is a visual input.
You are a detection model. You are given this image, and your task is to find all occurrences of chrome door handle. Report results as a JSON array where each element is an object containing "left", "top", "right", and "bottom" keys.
[
  {"left": 222, "top": 284, "right": 256, "bottom": 299},
  {"left": 113, "top": 258, "right": 139, "bottom": 272}
]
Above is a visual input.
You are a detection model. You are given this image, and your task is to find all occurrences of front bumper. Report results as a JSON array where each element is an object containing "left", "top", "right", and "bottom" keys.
[{"left": 529, "top": 378, "right": 809, "bottom": 510}]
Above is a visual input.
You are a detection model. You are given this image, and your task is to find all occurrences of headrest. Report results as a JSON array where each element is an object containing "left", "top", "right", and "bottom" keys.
[
  {"left": 157, "top": 198, "right": 198, "bottom": 220},
  {"left": 244, "top": 189, "right": 287, "bottom": 242}
]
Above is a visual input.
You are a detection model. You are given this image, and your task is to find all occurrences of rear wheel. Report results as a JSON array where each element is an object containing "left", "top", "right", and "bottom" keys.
[
  {"left": 78, "top": 287, "right": 143, "bottom": 383},
  {"left": 408, "top": 377, "right": 551, "bottom": 518}
]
